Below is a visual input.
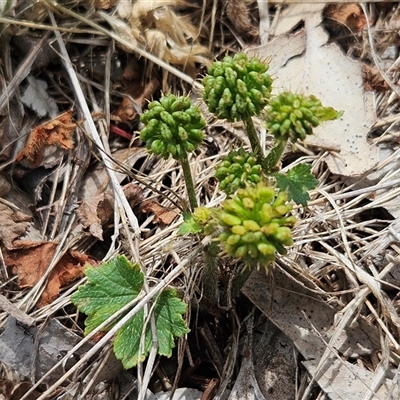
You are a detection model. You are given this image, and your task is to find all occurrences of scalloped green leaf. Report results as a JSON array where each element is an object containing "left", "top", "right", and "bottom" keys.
[
  {"left": 71, "top": 255, "right": 189, "bottom": 369},
  {"left": 274, "top": 164, "right": 319, "bottom": 206}
]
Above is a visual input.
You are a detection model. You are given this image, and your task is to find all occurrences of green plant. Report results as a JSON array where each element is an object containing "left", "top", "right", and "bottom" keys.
[
  {"left": 194, "top": 53, "right": 342, "bottom": 268},
  {"left": 203, "top": 54, "right": 341, "bottom": 206},
  {"left": 140, "top": 93, "right": 206, "bottom": 210},
  {"left": 71, "top": 256, "right": 189, "bottom": 369},
  {"left": 218, "top": 183, "right": 297, "bottom": 266},
  {"left": 264, "top": 92, "right": 343, "bottom": 170},
  {"left": 215, "top": 148, "right": 262, "bottom": 195},
  {"left": 72, "top": 52, "right": 343, "bottom": 371},
  {"left": 203, "top": 53, "right": 272, "bottom": 170},
  {"left": 202, "top": 53, "right": 272, "bottom": 122}
]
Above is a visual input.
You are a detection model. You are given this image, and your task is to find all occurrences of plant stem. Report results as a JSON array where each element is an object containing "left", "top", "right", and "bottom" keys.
[
  {"left": 243, "top": 116, "right": 264, "bottom": 164},
  {"left": 264, "top": 140, "right": 287, "bottom": 173},
  {"left": 180, "top": 154, "right": 198, "bottom": 211},
  {"left": 202, "top": 242, "right": 220, "bottom": 305}
]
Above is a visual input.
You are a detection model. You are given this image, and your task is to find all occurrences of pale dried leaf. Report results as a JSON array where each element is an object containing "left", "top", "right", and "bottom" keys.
[
  {"left": 248, "top": 4, "right": 379, "bottom": 176},
  {"left": 303, "top": 359, "right": 397, "bottom": 400},
  {"left": 77, "top": 183, "right": 143, "bottom": 240},
  {"left": 242, "top": 270, "right": 397, "bottom": 399},
  {"left": 269, "top": 3, "right": 315, "bottom": 37},
  {"left": 21, "top": 76, "right": 59, "bottom": 118}
]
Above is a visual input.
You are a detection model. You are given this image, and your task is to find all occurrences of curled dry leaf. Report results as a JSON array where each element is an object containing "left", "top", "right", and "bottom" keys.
[
  {"left": 362, "top": 64, "right": 389, "bottom": 92},
  {"left": 113, "top": 78, "right": 159, "bottom": 124},
  {"left": 323, "top": 4, "right": 367, "bottom": 33},
  {"left": 16, "top": 110, "right": 76, "bottom": 168},
  {"left": 77, "top": 183, "right": 143, "bottom": 240},
  {"left": 0, "top": 202, "right": 32, "bottom": 249},
  {"left": 141, "top": 200, "right": 178, "bottom": 225},
  {"left": 76, "top": 192, "right": 114, "bottom": 241},
  {"left": 3, "top": 241, "right": 98, "bottom": 308}
]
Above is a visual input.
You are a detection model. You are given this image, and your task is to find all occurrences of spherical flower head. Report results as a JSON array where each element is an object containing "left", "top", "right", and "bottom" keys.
[
  {"left": 217, "top": 183, "right": 297, "bottom": 267},
  {"left": 140, "top": 94, "right": 205, "bottom": 160},
  {"left": 202, "top": 53, "right": 273, "bottom": 122},
  {"left": 266, "top": 92, "right": 343, "bottom": 143},
  {"left": 215, "top": 148, "right": 262, "bottom": 195}
]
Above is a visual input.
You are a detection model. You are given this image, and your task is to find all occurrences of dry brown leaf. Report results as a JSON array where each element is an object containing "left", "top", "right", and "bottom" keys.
[
  {"left": 141, "top": 200, "right": 178, "bottom": 225},
  {"left": 16, "top": 110, "right": 76, "bottom": 167},
  {"left": 362, "top": 63, "right": 389, "bottom": 92},
  {"left": 0, "top": 202, "right": 32, "bottom": 249},
  {"left": 3, "top": 241, "right": 98, "bottom": 307},
  {"left": 76, "top": 192, "right": 114, "bottom": 240},
  {"left": 77, "top": 183, "right": 143, "bottom": 240},
  {"left": 323, "top": 4, "right": 367, "bottom": 33}
]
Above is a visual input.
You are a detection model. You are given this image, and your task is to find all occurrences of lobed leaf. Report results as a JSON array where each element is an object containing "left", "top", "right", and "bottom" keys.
[
  {"left": 274, "top": 164, "right": 319, "bottom": 206},
  {"left": 71, "top": 255, "right": 189, "bottom": 369}
]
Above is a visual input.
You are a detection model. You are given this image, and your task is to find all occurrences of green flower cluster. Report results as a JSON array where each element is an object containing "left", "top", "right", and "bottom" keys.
[
  {"left": 203, "top": 53, "right": 273, "bottom": 121},
  {"left": 140, "top": 94, "right": 205, "bottom": 160},
  {"left": 215, "top": 148, "right": 262, "bottom": 195},
  {"left": 218, "top": 183, "right": 297, "bottom": 266},
  {"left": 266, "top": 92, "right": 343, "bottom": 143}
]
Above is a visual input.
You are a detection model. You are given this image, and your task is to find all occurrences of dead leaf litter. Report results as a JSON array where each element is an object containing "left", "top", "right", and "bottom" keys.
[{"left": 0, "top": 1, "right": 400, "bottom": 400}]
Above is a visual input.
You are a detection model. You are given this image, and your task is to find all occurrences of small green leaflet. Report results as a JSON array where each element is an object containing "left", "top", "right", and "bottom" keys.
[
  {"left": 71, "top": 255, "right": 190, "bottom": 369},
  {"left": 274, "top": 164, "right": 319, "bottom": 206},
  {"left": 177, "top": 212, "right": 203, "bottom": 235}
]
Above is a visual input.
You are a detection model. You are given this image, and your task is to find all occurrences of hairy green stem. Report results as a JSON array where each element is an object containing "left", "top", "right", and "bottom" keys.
[
  {"left": 264, "top": 140, "right": 287, "bottom": 173},
  {"left": 243, "top": 116, "right": 264, "bottom": 164},
  {"left": 180, "top": 155, "right": 198, "bottom": 211},
  {"left": 202, "top": 242, "right": 220, "bottom": 305}
]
